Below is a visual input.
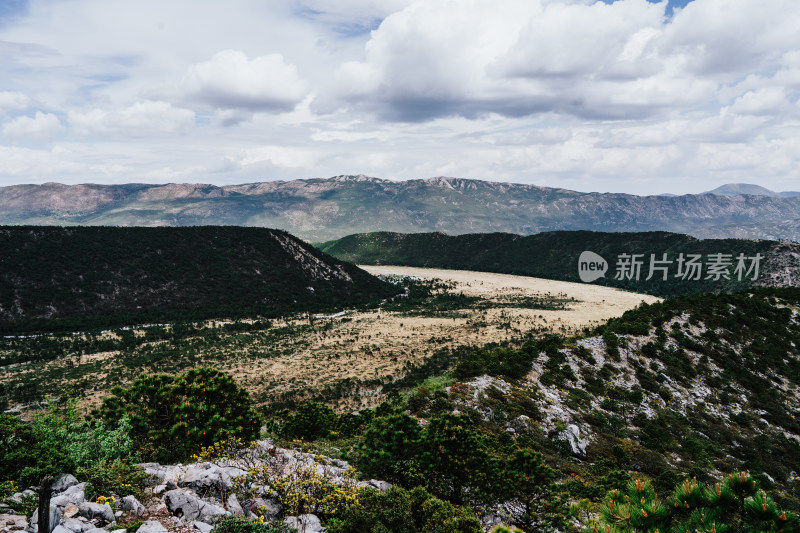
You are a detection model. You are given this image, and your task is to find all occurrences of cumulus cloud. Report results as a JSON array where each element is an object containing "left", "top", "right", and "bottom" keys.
[
  {"left": 68, "top": 101, "right": 195, "bottom": 137},
  {"left": 2, "top": 112, "right": 63, "bottom": 142},
  {"left": 180, "top": 50, "right": 309, "bottom": 116},
  {"left": 0, "top": 91, "right": 31, "bottom": 113},
  {"left": 323, "top": 0, "right": 800, "bottom": 122}
]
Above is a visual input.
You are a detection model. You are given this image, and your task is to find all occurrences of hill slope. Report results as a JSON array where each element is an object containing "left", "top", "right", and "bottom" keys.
[
  {"left": 318, "top": 230, "right": 800, "bottom": 297},
  {"left": 0, "top": 226, "right": 397, "bottom": 331},
  {"left": 2, "top": 176, "right": 800, "bottom": 241}
]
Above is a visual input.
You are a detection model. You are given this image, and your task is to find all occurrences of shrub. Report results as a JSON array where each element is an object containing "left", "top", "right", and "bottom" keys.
[
  {"left": 326, "top": 486, "right": 482, "bottom": 533},
  {"left": 213, "top": 516, "right": 294, "bottom": 533},
  {"left": 279, "top": 401, "right": 337, "bottom": 441},
  {"left": 420, "top": 414, "right": 492, "bottom": 506},
  {"left": 356, "top": 413, "right": 423, "bottom": 487},
  {"left": 272, "top": 465, "right": 361, "bottom": 520},
  {"left": 497, "top": 448, "right": 569, "bottom": 532},
  {"left": 98, "top": 367, "right": 261, "bottom": 462}
]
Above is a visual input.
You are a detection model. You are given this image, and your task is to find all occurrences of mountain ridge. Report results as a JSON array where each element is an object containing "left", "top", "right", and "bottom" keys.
[{"left": 2, "top": 176, "right": 800, "bottom": 242}]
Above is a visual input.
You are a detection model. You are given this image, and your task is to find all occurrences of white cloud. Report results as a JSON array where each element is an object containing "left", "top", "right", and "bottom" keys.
[
  {"left": 0, "top": 0, "right": 798, "bottom": 193},
  {"left": 0, "top": 91, "right": 31, "bottom": 113},
  {"left": 1, "top": 112, "right": 63, "bottom": 142},
  {"left": 324, "top": 0, "right": 800, "bottom": 122},
  {"left": 68, "top": 101, "right": 195, "bottom": 137},
  {"left": 180, "top": 50, "right": 309, "bottom": 115}
]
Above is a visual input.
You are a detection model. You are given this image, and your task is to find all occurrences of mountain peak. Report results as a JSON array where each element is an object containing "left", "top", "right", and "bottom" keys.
[{"left": 706, "top": 183, "right": 779, "bottom": 196}]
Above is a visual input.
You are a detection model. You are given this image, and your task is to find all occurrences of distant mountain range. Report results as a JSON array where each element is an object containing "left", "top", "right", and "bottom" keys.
[
  {"left": 0, "top": 226, "right": 396, "bottom": 331},
  {"left": 1, "top": 177, "right": 799, "bottom": 242},
  {"left": 319, "top": 230, "right": 800, "bottom": 298}
]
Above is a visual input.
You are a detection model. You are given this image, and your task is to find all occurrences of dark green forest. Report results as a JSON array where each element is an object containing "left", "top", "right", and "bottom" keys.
[
  {"left": 0, "top": 226, "right": 397, "bottom": 332},
  {"left": 318, "top": 230, "right": 792, "bottom": 297}
]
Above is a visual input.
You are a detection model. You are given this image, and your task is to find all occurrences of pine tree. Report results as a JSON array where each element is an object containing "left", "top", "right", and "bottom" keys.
[
  {"left": 419, "top": 413, "right": 491, "bottom": 506},
  {"left": 500, "top": 448, "right": 570, "bottom": 532}
]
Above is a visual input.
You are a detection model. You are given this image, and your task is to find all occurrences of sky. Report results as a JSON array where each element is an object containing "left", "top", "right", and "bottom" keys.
[{"left": 0, "top": 0, "right": 798, "bottom": 195}]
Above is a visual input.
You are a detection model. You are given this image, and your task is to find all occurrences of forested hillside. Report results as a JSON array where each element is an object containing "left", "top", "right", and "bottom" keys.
[
  {"left": 0, "top": 226, "right": 397, "bottom": 332},
  {"left": 319, "top": 230, "right": 800, "bottom": 297}
]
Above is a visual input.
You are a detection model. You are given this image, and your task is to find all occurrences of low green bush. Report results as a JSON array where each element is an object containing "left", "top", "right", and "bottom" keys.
[
  {"left": 325, "top": 486, "right": 482, "bottom": 533},
  {"left": 97, "top": 367, "right": 261, "bottom": 462}
]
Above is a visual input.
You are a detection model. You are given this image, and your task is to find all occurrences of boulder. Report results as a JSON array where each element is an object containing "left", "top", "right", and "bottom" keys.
[
  {"left": 29, "top": 504, "right": 62, "bottom": 533},
  {"left": 132, "top": 523, "right": 167, "bottom": 533},
  {"left": 82, "top": 529, "right": 106, "bottom": 533},
  {"left": 61, "top": 506, "right": 79, "bottom": 520},
  {"left": 1, "top": 514, "right": 28, "bottom": 532},
  {"left": 59, "top": 519, "right": 91, "bottom": 533},
  {"left": 51, "top": 526, "right": 73, "bottom": 533},
  {"left": 192, "top": 522, "right": 213, "bottom": 533},
  {"left": 51, "top": 484, "right": 86, "bottom": 508},
  {"left": 8, "top": 490, "right": 36, "bottom": 504},
  {"left": 367, "top": 480, "right": 392, "bottom": 492},
  {"left": 563, "top": 424, "right": 589, "bottom": 458},
  {"left": 163, "top": 490, "right": 227, "bottom": 523},
  {"left": 51, "top": 475, "right": 79, "bottom": 494},
  {"left": 119, "top": 496, "right": 146, "bottom": 518},
  {"left": 244, "top": 498, "right": 281, "bottom": 521},
  {"left": 179, "top": 464, "right": 233, "bottom": 494},
  {"left": 225, "top": 494, "right": 244, "bottom": 517},
  {"left": 283, "top": 515, "right": 323, "bottom": 533},
  {"left": 77, "top": 503, "right": 114, "bottom": 525}
]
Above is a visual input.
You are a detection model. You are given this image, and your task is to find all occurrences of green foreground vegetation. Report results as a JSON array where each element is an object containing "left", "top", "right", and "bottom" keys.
[{"left": 2, "top": 287, "right": 800, "bottom": 532}]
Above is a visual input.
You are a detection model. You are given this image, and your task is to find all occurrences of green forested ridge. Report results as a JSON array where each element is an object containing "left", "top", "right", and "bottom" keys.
[
  {"left": 318, "top": 230, "right": 797, "bottom": 298},
  {"left": 0, "top": 226, "right": 397, "bottom": 332}
]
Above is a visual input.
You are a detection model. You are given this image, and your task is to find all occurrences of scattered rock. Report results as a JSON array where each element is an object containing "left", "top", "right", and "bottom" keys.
[
  {"left": 180, "top": 464, "right": 233, "bottom": 494},
  {"left": 119, "top": 496, "right": 146, "bottom": 518},
  {"left": 51, "top": 484, "right": 86, "bottom": 508},
  {"left": 283, "top": 514, "right": 323, "bottom": 533},
  {"left": 563, "top": 424, "right": 589, "bottom": 458},
  {"left": 51, "top": 475, "right": 79, "bottom": 494},
  {"left": 225, "top": 494, "right": 243, "bottom": 517},
  {"left": 77, "top": 503, "right": 114, "bottom": 525},
  {"left": 0, "top": 514, "right": 27, "bottom": 532},
  {"left": 163, "top": 490, "right": 227, "bottom": 523},
  {"left": 114, "top": 511, "right": 123, "bottom": 518},
  {"left": 367, "top": 480, "right": 392, "bottom": 492},
  {"left": 8, "top": 491, "right": 36, "bottom": 504},
  {"left": 51, "top": 526, "right": 73, "bottom": 533},
  {"left": 244, "top": 498, "right": 281, "bottom": 521},
  {"left": 133, "top": 522, "right": 167, "bottom": 533},
  {"left": 59, "top": 518, "right": 91, "bottom": 533},
  {"left": 192, "top": 521, "right": 213, "bottom": 533}
]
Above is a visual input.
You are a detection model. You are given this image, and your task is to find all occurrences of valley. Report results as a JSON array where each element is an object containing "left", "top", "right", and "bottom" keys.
[{"left": 0, "top": 266, "right": 658, "bottom": 414}]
